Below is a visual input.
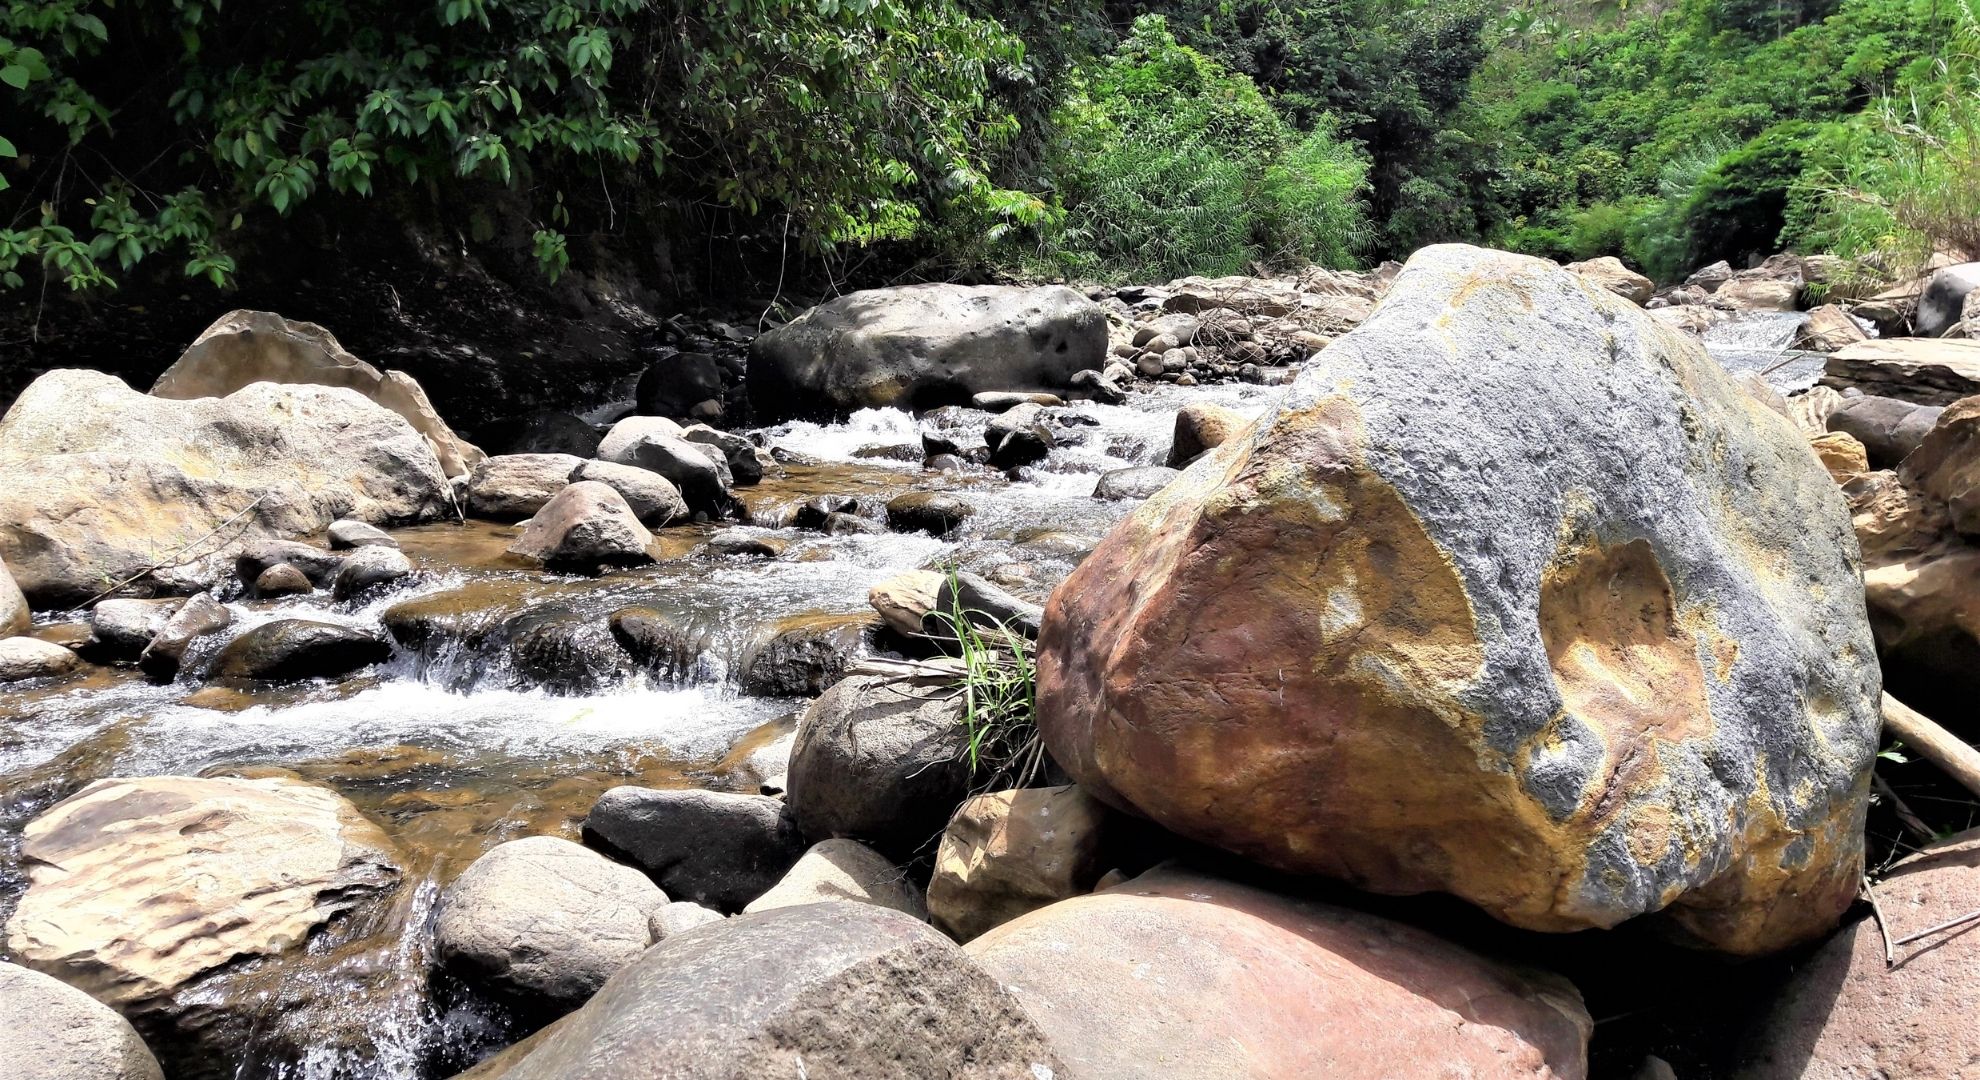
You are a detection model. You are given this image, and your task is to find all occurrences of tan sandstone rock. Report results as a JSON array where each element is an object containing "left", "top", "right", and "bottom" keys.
[
  {"left": 1566, "top": 256, "right": 1654, "bottom": 305},
  {"left": 967, "top": 865, "right": 1592, "bottom": 1080},
  {"left": 1810, "top": 431, "right": 1869, "bottom": 481},
  {"left": 151, "top": 309, "right": 484, "bottom": 478},
  {"left": 1165, "top": 400, "right": 1250, "bottom": 467},
  {"left": 928, "top": 784, "right": 1115, "bottom": 942},
  {"left": 1036, "top": 245, "right": 1880, "bottom": 955}
]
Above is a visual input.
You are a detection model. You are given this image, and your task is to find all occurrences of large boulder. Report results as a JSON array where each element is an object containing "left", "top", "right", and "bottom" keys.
[
  {"left": 0, "top": 552, "right": 27, "bottom": 635},
  {"left": 151, "top": 309, "right": 484, "bottom": 477},
  {"left": 1036, "top": 245, "right": 1880, "bottom": 955},
  {"left": 749, "top": 284, "right": 1107, "bottom": 420},
  {"left": 468, "top": 453, "right": 584, "bottom": 519},
  {"left": 583, "top": 787, "right": 807, "bottom": 912},
  {"left": 444, "top": 903, "right": 1064, "bottom": 1080},
  {"left": 1822, "top": 338, "right": 1980, "bottom": 405},
  {"left": 507, "top": 481, "right": 655, "bottom": 570},
  {"left": 1916, "top": 261, "right": 1980, "bottom": 337},
  {"left": 634, "top": 351, "right": 727, "bottom": 418},
  {"left": 434, "top": 836, "right": 669, "bottom": 1015},
  {"left": 570, "top": 459, "right": 689, "bottom": 525},
  {"left": 1738, "top": 829, "right": 1980, "bottom": 1078},
  {"left": 0, "top": 961, "right": 165, "bottom": 1080},
  {"left": 785, "top": 667, "right": 973, "bottom": 861},
  {"left": 0, "top": 370, "right": 451, "bottom": 606},
  {"left": 928, "top": 784, "right": 1116, "bottom": 942},
  {"left": 2, "top": 777, "right": 402, "bottom": 1078},
  {"left": 1897, "top": 395, "right": 1980, "bottom": 537},
  {"left": 966, "top": 865, "right": 1591, "bottom": 1080}
]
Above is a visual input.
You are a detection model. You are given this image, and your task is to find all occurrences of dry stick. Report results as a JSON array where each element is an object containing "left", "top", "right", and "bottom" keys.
[
  {"left": 79, "top": 493, "right": 271, "bottom": 608},
  {"left": 1862, "top": 874, "right": 1897, "bottom": 967},
  {"left": 1881, "top": 692, "right": 1980, "bottom": 800},
  {"left": 1873, "top": 772, "right": 1938, "bottom": 843},
  {"left": 1891, "top": 906, "right": 1980, "bottom": 948}
]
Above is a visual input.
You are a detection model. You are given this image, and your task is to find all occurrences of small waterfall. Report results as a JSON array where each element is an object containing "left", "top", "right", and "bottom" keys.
[{"left": 1701, "top": 310, "right": 1869, "bottom": 394}]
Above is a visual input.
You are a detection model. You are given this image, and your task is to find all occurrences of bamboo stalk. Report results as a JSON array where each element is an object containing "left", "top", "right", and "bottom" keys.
[{"left": 1882, "top": 692, "right": 1980, "bottom": 800}]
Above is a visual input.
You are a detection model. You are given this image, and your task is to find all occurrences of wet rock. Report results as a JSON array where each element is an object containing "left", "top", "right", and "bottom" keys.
[
  {"left": 820, "top": 510, "right": 883, "bottom": 536},
  {"left": 87, "top": 598, "right": 185, "bottom": 661},
  {"left": 152, "top": 309, "right": 483, "bottom": 478},
  {"left": 447, "top": 903, "right": 1064, "bottom": 1080},
  {"left": 682, "top": 424, "right": 764, "bottom": 486},
  {"left": 596, "top": 416, "right": 732, "bottom": 514},
  {"left": 925, "top": 452, "right": 968, "bottom": 472},
  {"left": 507, "top": 481, "right": 655, "bottom": 570},
  {"left": 634, "top": 351, "right": 727, "bottom": 419},
  {"left": 885, "top": 491, "right": 974, "bottom": 536},
  {"left": 1566, "top": 255, "right": 1654, "bottom": 305},
  {"left": 704, "top": 528, "right": 786, "bottom": 558},
  {"left": 467, "top": 453, "right": 585, "bottom": 520},
  {"left": 1740, "top": 828, "right": 1980, "bottom": 1078},
  {"left": 331, "top": 544, "right": 415, "bottom": 600},
  {"left": 570, "top": 459, "right": 689, "bottom": 525},
  {"left": 1070, "top": 367, "right": 1127, "bottom": 404},
  {"left": 739, "top": 611, "right": 877, "bottom": 697},
  {"left": 500, "top": 410, "right": 603, "bottom": 458},
  {"left": 1093, "top": 466, "right": 1179, "bottom": 501},
  {"left": 984, "top": 402, "right": 1054, "bottom": 468},
  {"left": 607, "top": 606, "right": 709, "bottom": 681},
  {"left": 504, "top": 607, "right": 633, "bottom": 692},
  {"left": 583, "top": 787, "right": 807, "bottom": 913},
  {"left": 1916, "top": 261, "right": 1980, "bottom": 338},
  {"left": 252, "top": 563, "right": 313, "bottom": 599},
  {"left": 1, "top": 776, "right": 401, "bottom": 1080},
  {"left": 136, "top": 592, "right": 232, "bottom": 681},
  {"left": 786, "top": 667, "right": 972, "bottom": 861},
  {"left": 0, "top": 552, "right": 28, "bottom": 636},
  {"left": 1166, "top": 400, "right": 1249, "bottom": 467},
  {"left": 0, "top": 961, "right": 165, "bottom": 1080},
  {"left": 967, "top": 865, "right": 1591, "bottom": 1080},
  {"left": 0, "top": 371, "right": 451, "bottom": 606},
  {"left": 325, "top": 518, "right": 399, "bottom": 550},
  {"left": 435, "top": 836, "right": 668, "bottom": 1015},
  {"left": 649, "top": 901, "right": 724, "bottom": 940},
  {"left": 1827, "top": 394, "right": 1943, "bottom": 469},
  {"left": 928, "top": 785, "right": 1115, "bottom": 943},
  {"left": 791, "top": 493, "right": 861, "bottom": 530},
  {"left": 216, "top": 619, "right": 392, "bottom": 681},
  {"left": 1823, "top": 338, "right": 1980, "bottom": 405},
  {"left": 1037, "top": 245, "right": 1880, "bottom": 954},
  {"left": 750, "top": 284, "right": 1106, "bottom": 421},
  {"left": 866, "top": 570, "right": 1040, "bottom": 646},
  {"left": 235, "top": 538, "right": 344, "bottom": 588},
  {"left": 742, "top": 838, "right": 926, "bottom": 918},
  {"left": 0, "top": 636, "right": 82, "bottom": 682}
]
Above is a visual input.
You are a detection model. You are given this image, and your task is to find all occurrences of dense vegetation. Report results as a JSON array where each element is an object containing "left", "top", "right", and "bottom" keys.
[{"left": 0, "top": 0, "right": 1963, "bottom": 297}]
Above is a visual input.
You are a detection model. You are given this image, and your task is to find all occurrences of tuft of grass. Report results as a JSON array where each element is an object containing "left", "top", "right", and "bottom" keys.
[{"left": 924, "top": 573, "right": 1047, "bottom": 791}]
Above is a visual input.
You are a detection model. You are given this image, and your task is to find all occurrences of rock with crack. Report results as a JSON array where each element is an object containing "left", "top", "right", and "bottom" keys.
[{"left": 1037, "top": 244, "right": 1881, "bottom": 955}]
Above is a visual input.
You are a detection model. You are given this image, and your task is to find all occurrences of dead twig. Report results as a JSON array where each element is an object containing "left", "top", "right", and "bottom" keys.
[
  {"left": 1891, "top": 906, "right": 1980, "bottom": 949},
  {"left": 1862, "top": 875, "right": 1897, "bottom": 967},
  {"left": 80, "top": 493, "right": 271, "bottom": 608}
]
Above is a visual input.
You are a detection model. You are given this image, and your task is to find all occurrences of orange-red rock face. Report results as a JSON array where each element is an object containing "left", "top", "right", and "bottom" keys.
[{"left": 1038, "top": 244, "right": 1881, "bottom": 954}]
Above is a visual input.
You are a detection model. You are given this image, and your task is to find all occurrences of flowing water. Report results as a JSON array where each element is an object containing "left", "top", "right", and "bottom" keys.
[
  {"left": 1701, "top": 309, "right": 1872, "bottom": 393},
  {"left": 0, "top": 379, "right": 1281, "bottom": 1080}
]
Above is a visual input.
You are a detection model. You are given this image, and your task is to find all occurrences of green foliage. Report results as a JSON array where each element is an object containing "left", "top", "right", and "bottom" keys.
[
  {"left": 0, "top": 0, "right": 1033, "bottom": 291},
  {"left": 1683, "top": 120, "right": 1827, "bottom": 265},
  {"left": 926, "top": 574, "right": 1045, "bottom": 790},
  {"left": 1041, "top": 15, "right": 1369, "bottom": 280}
]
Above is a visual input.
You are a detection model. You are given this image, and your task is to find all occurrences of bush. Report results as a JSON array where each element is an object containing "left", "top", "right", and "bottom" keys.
[
  {"left": 1039, "top": 15, "right": 1370, "bottom": 281},
  {"left": 1683, "top": 120, "right": 1826, "bottom": 267}
]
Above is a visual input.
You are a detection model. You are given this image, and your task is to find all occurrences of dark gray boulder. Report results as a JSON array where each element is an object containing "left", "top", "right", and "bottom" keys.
[
  {"left": 496, "top": 411, "right": 604, "bottom": 458},
  {"left": 885, "top": 491, "right": 974, "bottom": 536},
  {"left": 1917, "top": 262, "right": 1980, "bottom": 337},
  {"left": 503, "top": 608, "right": 634, "bottom": 693},
  {"left": 137, "top": 592, "right": 232, "bottom": 681},
  {"left": 1828, "top": 394, "right": 1945, "bottom": 469},
  {"left": 252, "top": 563, "right": 313, "bottom": 598},
  {"left": 1093, "top": 465, "right": 1180, "bottom": 501},
  {"left": 785, "top": 668, "right": 972, "bottom": 860},
  {"left": 984, "top": 403, "right": 1055, "bottom": 468},
  {"left": 216, "top": 619, "right": 392, "bottom": 682},
  {"left": 750, "top": 284, "right": 1106, "bottom": 421},
  {"left": 634, "top": 352, "right": 727, "bottom": 418},
  {"left": 608, "top": 606, "right": 709, "bottom": 681},
  {"left": 681, "top": 425, "right": 763, "bottom": 486},
  {"left": 583, "top": 787, "right": 806, "bottom": 913},
  {"left": 446, "top": 903, "right": 1064, "bottom": 1080}
]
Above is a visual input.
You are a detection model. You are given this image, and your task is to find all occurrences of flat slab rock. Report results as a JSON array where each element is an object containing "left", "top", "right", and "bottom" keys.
[{"left": 1821, "top": 338, "right": 1980, "bottom": 406}]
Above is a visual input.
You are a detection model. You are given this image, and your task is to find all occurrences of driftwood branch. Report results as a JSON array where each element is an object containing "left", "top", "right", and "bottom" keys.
[
  {"left": 80, "top": 493, "right": 270, "bottom": 608},
  {"left": 1881, "top": 692, "right": 1980, "bottom": 800}
]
